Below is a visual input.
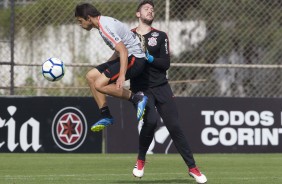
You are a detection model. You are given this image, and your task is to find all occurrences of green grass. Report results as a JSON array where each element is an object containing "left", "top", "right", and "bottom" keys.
[{"left": 0, "top": 153, "right": 281, "bottom": 184}]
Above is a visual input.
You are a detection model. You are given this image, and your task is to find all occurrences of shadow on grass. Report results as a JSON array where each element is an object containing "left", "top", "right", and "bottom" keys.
[{"left": 113, "top": 179, "right": 194, "bottom": 183}]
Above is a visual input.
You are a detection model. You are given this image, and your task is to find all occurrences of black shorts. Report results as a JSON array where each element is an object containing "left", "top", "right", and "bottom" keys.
[{"left": 95, "top": 55, "right": 146, "bottom": 83}]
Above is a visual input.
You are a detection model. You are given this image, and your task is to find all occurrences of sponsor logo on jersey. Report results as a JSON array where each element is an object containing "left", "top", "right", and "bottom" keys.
[
  {"left": 148, "top": 37, "right": 157, "bottom": 46},
  {"left": 151, "top": 32, "right": 159, "bottom": 37},
  {"left": 105, "top": 26, "right": 120, "bottom": 43},
  {"left": 99, "top": 30, "right": 115, "bottom": 50},
  {"left": 165, "top": 39, "right": 168, "bottom": 54}
]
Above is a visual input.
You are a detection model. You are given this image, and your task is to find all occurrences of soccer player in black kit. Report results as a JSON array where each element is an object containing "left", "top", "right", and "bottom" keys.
[{"left": 130, "top": 1, "right": 207, "bottom": 183}]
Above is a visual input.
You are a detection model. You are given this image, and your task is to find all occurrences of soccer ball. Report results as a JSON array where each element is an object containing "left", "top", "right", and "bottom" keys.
[{"left": 42, "top": 58, "right": 65, "bottom": 82}]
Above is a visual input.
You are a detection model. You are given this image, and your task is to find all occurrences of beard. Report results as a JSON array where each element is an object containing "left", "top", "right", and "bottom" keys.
[
  {"left": 83, "top": 24, "right": 93, "bottom": 31},
  {"left": 141, "top": 17, "right": 154, "bottom": 26}
]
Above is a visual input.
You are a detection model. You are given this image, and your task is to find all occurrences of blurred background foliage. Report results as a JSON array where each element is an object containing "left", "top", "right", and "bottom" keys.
[{"left": 1, "top": 0, "right": 282, "bottom": 97}]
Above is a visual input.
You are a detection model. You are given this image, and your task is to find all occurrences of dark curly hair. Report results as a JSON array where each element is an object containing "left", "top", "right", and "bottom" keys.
[
  {"left": 136, "top": 0, "right": 154, "bottom": 12},
  {"left": 75, "top": 3, "right": 101, "bottom": 19}
]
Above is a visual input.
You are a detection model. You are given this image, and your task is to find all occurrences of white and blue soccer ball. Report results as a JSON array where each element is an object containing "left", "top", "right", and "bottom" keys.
[{"left": 42, "top": 58, "right": 65, "bottom": 82}]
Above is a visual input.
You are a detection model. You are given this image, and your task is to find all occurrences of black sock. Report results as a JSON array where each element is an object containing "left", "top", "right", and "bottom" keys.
[
  {"left": 129, "top": 93, "right": 143, "bottom": 105},
  {"left": 100, "top": 106, "right": 112, "bottom": 118}
]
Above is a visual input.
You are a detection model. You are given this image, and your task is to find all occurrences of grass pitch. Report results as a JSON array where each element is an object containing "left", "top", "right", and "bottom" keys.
[{"left": 0, "top": 153, "right": 281, "bottom": 184}]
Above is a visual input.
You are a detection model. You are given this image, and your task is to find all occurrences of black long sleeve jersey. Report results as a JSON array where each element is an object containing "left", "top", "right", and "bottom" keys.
[{"left": 130, "top": 28, "right": 170, "bottom": 91}]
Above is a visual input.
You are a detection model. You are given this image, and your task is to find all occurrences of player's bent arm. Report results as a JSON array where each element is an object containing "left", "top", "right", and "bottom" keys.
[
  {"left": 150, "top": 57, "right": 170, "bottom": 70},
  {"left": 107, "top": 51, "right": 119, "bottom": 62},
  {"left": 149, "top": 36, "right": 170, "bottom": 70}
]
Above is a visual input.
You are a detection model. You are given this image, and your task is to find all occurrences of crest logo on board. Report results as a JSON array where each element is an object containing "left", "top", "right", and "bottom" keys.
[{"left": 52, "top": 107, "right": 87, "bottom": 151}]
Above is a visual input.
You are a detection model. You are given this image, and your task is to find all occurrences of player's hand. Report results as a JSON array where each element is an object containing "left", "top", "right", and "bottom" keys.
[
  {"left": 116, "top": 75, "right": 125, "bottom": 89},
  {"left": 145, "top": 51, "right": 154, "bottom": 63}
]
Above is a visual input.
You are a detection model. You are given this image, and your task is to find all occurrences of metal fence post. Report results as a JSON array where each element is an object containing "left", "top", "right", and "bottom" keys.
[{"left": 10, "top": 0, "right": 15, "bottom": 95}]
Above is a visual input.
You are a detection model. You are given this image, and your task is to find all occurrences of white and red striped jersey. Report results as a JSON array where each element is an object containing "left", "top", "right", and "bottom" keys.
[{"left": 98, "top": 16, "right": 145, "bottom": 58}]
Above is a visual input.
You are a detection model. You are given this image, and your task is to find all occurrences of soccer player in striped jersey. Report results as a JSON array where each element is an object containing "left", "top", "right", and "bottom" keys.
[{"left": 75, "top": 3, "right": 148, "bottom": 132}]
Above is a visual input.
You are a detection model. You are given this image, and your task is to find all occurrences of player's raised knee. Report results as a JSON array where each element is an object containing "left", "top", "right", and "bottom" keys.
[
  {"left": 86, "top": 69, "right": 100, "bottom": 83},
  {"left": 93, "top": 80, "right": 104, "bottom": 92}
]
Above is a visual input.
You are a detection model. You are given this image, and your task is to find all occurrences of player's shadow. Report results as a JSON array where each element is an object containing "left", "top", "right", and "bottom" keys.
[{"left": 114, "top": 179, "right": 194, "bottom": 183}]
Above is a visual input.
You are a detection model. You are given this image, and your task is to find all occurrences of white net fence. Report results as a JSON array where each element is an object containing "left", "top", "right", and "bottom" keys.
[{"left": 1, "top": 0, "right": 282, "bottom": 97}]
